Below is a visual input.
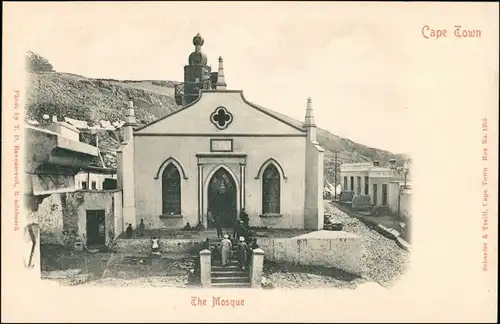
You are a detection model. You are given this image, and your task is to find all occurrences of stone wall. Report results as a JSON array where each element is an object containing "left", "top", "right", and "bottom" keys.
[
  {"left": 113, "top": 231, "right": 362, "bottom": 276},
  {"left": 114, "top": 238, "right": 200, "bottom": 254},
  {"left": 352, "top": 195, "right": 371, "bottom": 210},
  {"left": 339, "top": 191, "right": 355, "bottom": 202},
  {"left": 31, "top": 194, "right": 65, "bottom": 244},
  {"left": 257, "top": 231, "right": 362, "bottom": 276},
  {"left": 35, "top": 190, "right": 122, "bottom": 246}
]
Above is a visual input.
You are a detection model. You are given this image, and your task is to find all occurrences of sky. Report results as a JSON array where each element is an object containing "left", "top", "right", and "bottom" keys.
[{"left": 10, "top": 2, "right": 412, "bottom": 153}]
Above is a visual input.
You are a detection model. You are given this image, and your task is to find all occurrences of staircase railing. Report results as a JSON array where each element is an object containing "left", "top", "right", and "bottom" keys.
[
  {"left": 249, "top": 248, "right": 265, "bottom": 288},
  {"left": 199, "top": 247, "right": 212, "bottom": 288}
]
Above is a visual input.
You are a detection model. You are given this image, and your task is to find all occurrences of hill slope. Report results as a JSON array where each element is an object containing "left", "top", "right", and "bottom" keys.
[{"left": 26, "top": 71, "right": 404, "bottom": 184}]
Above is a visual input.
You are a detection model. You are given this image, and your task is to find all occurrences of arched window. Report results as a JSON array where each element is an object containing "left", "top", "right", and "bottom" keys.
[
  {"left": 262, "top": 164, "right": 280, "bottom": 214},
  {"left": 162, "top": 164, "right": 181, "bottom": 214}
]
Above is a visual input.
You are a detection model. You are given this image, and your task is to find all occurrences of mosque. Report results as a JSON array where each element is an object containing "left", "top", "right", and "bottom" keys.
[{"left": 117, "top": 33, "right": 325, "bottom": 231}]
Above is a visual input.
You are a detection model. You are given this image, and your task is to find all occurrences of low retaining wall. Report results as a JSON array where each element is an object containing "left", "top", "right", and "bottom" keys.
[
  {"left": 257, "top": 230, "right": 362, "bottom": 276},
  {"left": 114, "top": 231, "right": 363, "bottom": 276},
  {"left": 352, "top": 195, "right": 371, "bottom": 211},
  {"left": 114, "top": 238, "right": 200, "bottom": 254}
]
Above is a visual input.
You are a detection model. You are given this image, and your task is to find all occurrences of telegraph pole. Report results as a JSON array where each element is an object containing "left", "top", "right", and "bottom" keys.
[{"left": 333, "top": 152, "right": 338, "bottom": 200}]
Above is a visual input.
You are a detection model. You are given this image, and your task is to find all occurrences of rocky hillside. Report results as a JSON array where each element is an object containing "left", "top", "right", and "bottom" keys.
[
  {"left": 26, "top": 72, "right": 179, "bottom": 125},
  {"left": 26, "top": 71, "right": 404, "bottom": 183}
]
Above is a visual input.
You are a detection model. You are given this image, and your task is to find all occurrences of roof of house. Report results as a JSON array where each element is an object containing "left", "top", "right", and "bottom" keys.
[{"left": 64, "top": 117, "right": 89, "bottom": 129}]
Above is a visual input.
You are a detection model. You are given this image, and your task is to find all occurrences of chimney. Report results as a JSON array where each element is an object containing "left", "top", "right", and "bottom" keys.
[
  {"left": 215, "top": 56, "right": 227, "bottom": 90},
  {"left": 304, "top": 97, "right": 317, "bottom": 143},
  {"left": 373, "top": 161, "right": 380, "bottom": 167},
  {"left": 123, "top": 98, "right": 138, "bottom": 142},
  {"left": 52, "top": 115, "right": 58, "bottom": 123}
]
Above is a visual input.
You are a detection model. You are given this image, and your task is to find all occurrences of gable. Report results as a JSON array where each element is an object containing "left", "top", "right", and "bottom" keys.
[{"left": 135, "top": 90, "right": 306, "bottom": 135}]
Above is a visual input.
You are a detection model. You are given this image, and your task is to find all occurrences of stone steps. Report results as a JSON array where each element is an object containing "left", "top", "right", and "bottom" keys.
[
  {"left": 212, "top": 259, "right": 239, "bottom": 266},
  {"left": 208, "top": 239, "right": 250, "bottom": 288},
  {"left": 211, "top": 264, "right": 244, "bottom": 270},
  {"left": 210, "top": 282, "right": 251, "bottom": 288},
  {"left": 211, "top": 270, "right": 247, "bottom": 277},
  {"left": 212, "top": 276, "right": 249, "bottom": 284}
]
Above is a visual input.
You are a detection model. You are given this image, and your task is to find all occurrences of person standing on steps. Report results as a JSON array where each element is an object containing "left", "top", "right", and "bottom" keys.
[
  {"left": 232, "top": 219, "right": 239, "bottom": 240},
  {"left": 212, "top": 212, "right": 223, "bottom": 238},
  {"left": 212, "top": 183, "right": 229, "bottom": 238},
  {"left": 237, "top": 236, "right": 249, "bottom": 270},
  {"left": 250, "top": 238, "right": 259, "bottom": 250},
  {"left": 240, "top": 208, "right": 249, "bottom": 228},
  {"left": 220, "top": 234, "right": 232, "bottom": 267}
]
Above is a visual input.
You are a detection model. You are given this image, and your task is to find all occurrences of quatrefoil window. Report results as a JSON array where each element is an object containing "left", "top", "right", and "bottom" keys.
[{"left": 210, "top": 106, "right": 233, "bottom": 130}]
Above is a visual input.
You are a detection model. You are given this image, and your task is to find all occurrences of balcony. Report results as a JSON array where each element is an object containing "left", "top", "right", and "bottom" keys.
[{"left": 25, "top": 124, "right": 99, "bottom": 175}]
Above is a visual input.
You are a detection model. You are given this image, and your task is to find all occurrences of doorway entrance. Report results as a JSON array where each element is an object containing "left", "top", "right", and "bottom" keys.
[
  {"left": 86, "top": 210, "right": 105, "bottom": 246},
  {"left": 207, "top": 167, "right": 237, "bottom": 229}
]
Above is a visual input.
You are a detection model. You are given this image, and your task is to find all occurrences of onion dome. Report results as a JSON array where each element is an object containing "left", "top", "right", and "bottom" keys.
[
  {"left": 193, "top": 33, "right": 204, "bottom": 46},
  {"left": 189, "top": 33, "right": 208, "bottom": 65}
]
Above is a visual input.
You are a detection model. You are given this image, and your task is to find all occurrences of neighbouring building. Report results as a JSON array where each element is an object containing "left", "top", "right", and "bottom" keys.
[
  {"left": 75, "top": 170, "right": 117, "bottom": 191},
  {"left": 117, "top": 33, "right": 325, "bottom": 231},
  {"left": 25, "top": 117, "right": 123, "bottom": 247},
  {"left": 340, "top": 159, "right": 412, "bottom": 214},
  {"left": 388, "top": 180, "right": 412, "bottom": 219}
]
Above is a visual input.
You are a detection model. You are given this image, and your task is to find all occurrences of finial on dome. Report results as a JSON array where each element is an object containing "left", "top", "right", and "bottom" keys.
[
  {"left": 193, "top": 33, "right": 204, "bottom": 46},
  {"left": 307, "top": 97, "right": 312, "bottom": 104},
  {"left": 189, "top": 33, "right": 207, "bottom": 65},
  {"left": 218, "top": 56, "right": 223, "bottom": 62}
]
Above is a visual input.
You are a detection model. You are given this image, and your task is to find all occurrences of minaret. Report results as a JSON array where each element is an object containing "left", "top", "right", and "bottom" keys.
[
  {"left": 303, "top": 96, "right": 324, "bottom": 230},
  {"left": 304, "top": 97, "right": 317, "bottom": 143},
  {"left": 117, "top": 96, "right": 138, "bottom": 229},
  {"left": 124, "top": 97, "right": 138, "bottom": 141},
  {"left": 181, "top": 33, "right": 212, "bottom": 105},
  {"left": 215, "top": 56, "right": 227, "bottom": 90}
]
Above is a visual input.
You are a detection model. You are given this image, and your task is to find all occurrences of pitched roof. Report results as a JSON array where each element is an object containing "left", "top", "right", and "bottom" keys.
[{"left": 135, "top": 90, "right": 306, "bottom": 133}]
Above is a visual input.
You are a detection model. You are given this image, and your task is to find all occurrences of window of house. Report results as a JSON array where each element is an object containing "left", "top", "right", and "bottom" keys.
[
  {"left": 343, "top": 176, "right": 348, "bottom": 190},
  {"left": 364, "top": 177, "right": 369, "bottom": 195},
  {"left": 82, "top": 181, "right": 87, "bottom": 190},
  {"left": 91, "top": 181, "right": 97, "bottom": 190},
  {"left": 162, "top": 163, "right": 181, "bottom": 215},
  {"left": 350, "top": 176, "right": 354, "bottom": 191},
  {"left": 356, "top": 176, "right": 361, "bottom": 195},
  {"left": 382, "top": 184, "right": 388, "bottom": 206},
  {"left": 262, "top": 164, "right": 280, "bottom": 214},
  {"left": 373, "top": 184, "right": 378, "bottom": 205}
]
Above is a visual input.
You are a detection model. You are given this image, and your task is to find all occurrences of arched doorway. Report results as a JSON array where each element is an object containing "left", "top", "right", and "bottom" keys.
[{"left": 207, "top": 167, "right": 237, "bottom": 229}]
